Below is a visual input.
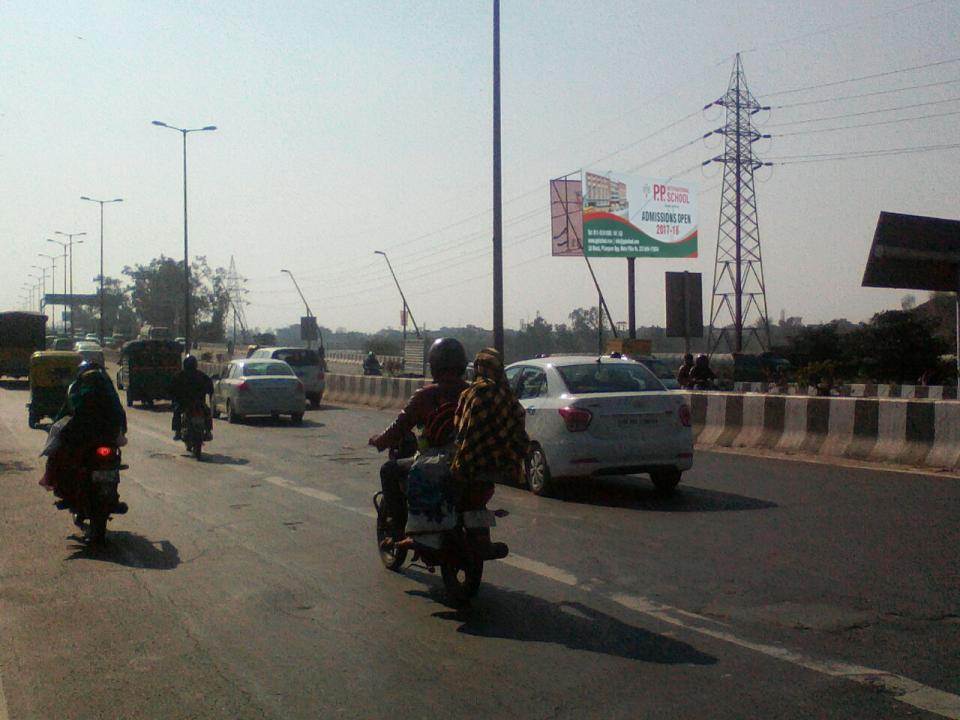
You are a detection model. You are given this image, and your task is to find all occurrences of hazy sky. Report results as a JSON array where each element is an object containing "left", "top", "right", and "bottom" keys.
[{"left": 2, "top": 1, "right": 958, "bottom": 334}]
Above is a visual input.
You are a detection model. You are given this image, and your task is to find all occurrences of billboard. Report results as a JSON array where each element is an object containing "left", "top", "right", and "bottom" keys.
[
  {"left": 44, "top": 293, "right": 98, "bottom": 305},
  {"left": 550, "top": 172, "right": 697, "bottom": 259},
  {"left": 665, "top": 271, "right": 703, "bottom": 338},
  {"left": 550, "top": 178, "right": 583, "bottom": 256}
]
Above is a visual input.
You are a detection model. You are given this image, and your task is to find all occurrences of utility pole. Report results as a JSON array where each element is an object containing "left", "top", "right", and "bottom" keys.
[
  {"left": 492, "top": 0, "right": 504, "bottom": 355},
  {"left": 704, "top": 53, "right": 772, "bottom": 354}
]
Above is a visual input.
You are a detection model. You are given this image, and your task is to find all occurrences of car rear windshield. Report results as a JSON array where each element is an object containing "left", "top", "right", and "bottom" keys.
[
  {"left": 243, "top": 362, "right": 294, "bottom": 377},
  {"left": 641, "top": 359, "right": 674, "bottom": 379},
  {"left": 274, "top": 349, "right": 319, "bottom": 367},
  {"left": 556, "top": 363, "right": 665, "bottom": 394}
]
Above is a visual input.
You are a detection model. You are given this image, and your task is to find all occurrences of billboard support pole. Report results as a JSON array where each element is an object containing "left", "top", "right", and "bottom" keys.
[
  {"left": 627, "top": 258, "right": 636, "bottom": 339},
  {"left": 583, "top": 255, "right": 618, "bottom": 340},
  {"left": 683, "top": 271, "right": 691, "bottom": 355}
]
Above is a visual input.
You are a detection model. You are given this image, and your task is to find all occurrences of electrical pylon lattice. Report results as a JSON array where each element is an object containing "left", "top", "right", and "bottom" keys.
[
  {"left": 226, "top": 256, "right": 249, "bottom": 345},
  {"left": 705, "top": 53, "right": 772, "bottom": 354}
]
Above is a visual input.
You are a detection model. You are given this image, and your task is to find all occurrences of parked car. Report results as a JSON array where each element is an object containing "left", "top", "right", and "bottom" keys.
[
  {"left": 84, "top": 333, "right": 99, "bottom": 343},
  {"left": 505, "top": 355, "right": 693, "bottom": 496},
  {"left": 248, "top": 347, "right": 325, "bottom": 407},
  {"left": 212, "top": 359, "right": 306, "bottom": 424},
  {"left": 74, "top": 341, "right": 105, "bottom": 367}
]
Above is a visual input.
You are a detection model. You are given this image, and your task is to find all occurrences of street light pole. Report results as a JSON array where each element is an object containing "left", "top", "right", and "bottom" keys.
[
  {"left": 80, "top": 197, "right": 123, "bottom": 345},
  {"left": 153, "top": 120, "right": 217, "bottom": 353},
  {"left": 492, "top": 0, "right": 504, "bottom": 355},
  {"left": 31, "top": 265, "right": 48, "bottom": 319},
  {"left": 53, "top": 231, "right": 86, "bottom": 336},
  {"left": 38, "top": 253, "right": 58, "bottom": 331},
  {"left": 374, "top": 251, "right": 421, "bottom": 340},
  {"left": 281, "top": 269, "right": 317, "bottom": 350}
]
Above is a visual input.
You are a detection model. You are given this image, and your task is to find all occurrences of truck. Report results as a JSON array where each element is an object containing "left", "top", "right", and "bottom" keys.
[{"left": 0, "top": 311, "right": 47, "bottom": 379}]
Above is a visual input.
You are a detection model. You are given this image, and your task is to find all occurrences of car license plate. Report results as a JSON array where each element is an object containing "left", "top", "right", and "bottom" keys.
[
  {"left": 91, "top": 470, "right": 119, "bottom": 484},
  {"left": 617, "top": 414, "right": 657, "bottom": 427}
]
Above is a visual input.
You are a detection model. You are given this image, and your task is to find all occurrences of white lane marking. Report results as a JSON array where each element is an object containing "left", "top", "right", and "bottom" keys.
[
  {"left": 501, "top": 554, "right": 578, "bottom": 587},
  {"left": 261, "top": 476, "right": 340, "bottom": 503},
  {"left": 105, "top": 407, "right": 960, "bottom": 717}
]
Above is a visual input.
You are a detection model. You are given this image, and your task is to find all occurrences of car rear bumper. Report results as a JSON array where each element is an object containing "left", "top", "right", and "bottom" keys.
[
  {"left": 233, "top": 396, "right": 305, "bottom": 416},
  {"left": 545, "top": 435, "right": 694, "bottom": 478}
]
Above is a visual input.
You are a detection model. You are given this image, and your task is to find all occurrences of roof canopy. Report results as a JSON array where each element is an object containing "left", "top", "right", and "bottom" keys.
[{"left": 862, "top": 211, "right": 960, "bottom": 292}]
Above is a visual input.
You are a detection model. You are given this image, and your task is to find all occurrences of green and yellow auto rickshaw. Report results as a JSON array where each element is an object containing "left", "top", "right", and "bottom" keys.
[
  {"left": 27, "top": 350, "right": 82, "bottom": 428},
  {"left": 117, "top": 339, "right": 181, "bottom": 407}
]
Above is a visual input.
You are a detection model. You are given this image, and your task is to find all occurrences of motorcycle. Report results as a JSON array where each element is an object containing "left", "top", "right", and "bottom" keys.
[
  {"left": 77, "top": 444, "right": 125, "bottom": 544},
  {"left": 373, "top": 438, "right": 508, "bottom": 605},
  {"left": 363, "top": 362, "right": 383, "bottom": 377},
  {"left": 182, "top": 404, "right": 207, "bottom": 460}
]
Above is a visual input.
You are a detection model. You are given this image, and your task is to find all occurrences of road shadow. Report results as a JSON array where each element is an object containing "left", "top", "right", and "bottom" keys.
[
  {"left": 407, "top": 580, "right": 716, "bottom": 665},
  {"left": 229, "top": 416, "right": 324, "bottom": 429},
  {"left": 553, "top": 477, "right": 778, "bottom": 513},
  {"left": 65, "top": 531, "right": 180, "bottom": 570},
  {"left": 130, "top": 401, "right": 174, "bottom": 413},
  {"left": 0, "top": 379, "right": 28, "bottom": 391},
  {"left": 192, "top": 452, "right": 249, "bottom": 465}
]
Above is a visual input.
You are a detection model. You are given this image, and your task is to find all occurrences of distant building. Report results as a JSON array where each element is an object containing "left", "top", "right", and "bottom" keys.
[{"left": 584, "top": 172, "right": 629, "bottom": 216}]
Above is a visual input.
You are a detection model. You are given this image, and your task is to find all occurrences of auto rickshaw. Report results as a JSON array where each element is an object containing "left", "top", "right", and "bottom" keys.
[
  {"left": 117, "top": 339, "right": 181, "bottom": 407},
  {"left": 27, "top": 351, "right": 82, "bottom": 428}
]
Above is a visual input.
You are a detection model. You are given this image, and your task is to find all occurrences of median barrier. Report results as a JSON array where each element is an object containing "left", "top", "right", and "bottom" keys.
[
  {"left": 322, "top": 372, "right": 424, "bottom": 410},
  {"left": 687, "top": 391, "right": 960, "bottom": 472}
]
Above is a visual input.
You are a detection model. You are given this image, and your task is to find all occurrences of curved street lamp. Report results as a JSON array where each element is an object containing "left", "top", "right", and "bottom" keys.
[
  {"left": 374, "top": 250, "right": 420, "bottom": 341},
  {"left": 80, "top": 197, "right": 123, "bottom": 345},
  {"left": 52, "top": 231, "right": 86, "bottom": 335},
  {"left": 153, "top": 120, "right": 217, "bottom": 352}
]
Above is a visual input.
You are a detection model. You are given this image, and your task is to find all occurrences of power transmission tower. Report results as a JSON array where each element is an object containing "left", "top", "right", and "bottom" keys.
[
  {"left": 704, "top": 53, "right": 773, "bottom": 354},
  {"left": 226, "top": 256, "right": 249, "bottom": 347}
]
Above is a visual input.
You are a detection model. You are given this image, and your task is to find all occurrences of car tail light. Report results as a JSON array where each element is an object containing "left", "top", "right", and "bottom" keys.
[
  {"left": 237, "top": 381, "right": 250, "bottom": 392},
  {"left": 558, "top": 406, "right": 592, "bottom": 432},
  {"left": 95, "top": 446, "right": 115, "bottom": 458},
  {"left": 295, "top": 380, "right": 304, "bottom": 394},
  {"left": 678, "top": 404, "right": 692, "bottom": 427}
]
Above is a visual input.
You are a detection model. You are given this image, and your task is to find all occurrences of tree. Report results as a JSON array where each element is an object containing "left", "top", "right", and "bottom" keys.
[{"left": 844, "top": 310, "right": 947, "bottom": 382}]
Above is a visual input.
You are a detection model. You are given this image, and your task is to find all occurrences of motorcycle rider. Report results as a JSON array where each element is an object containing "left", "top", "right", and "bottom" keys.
[
  {"left": 363, "top": 351, "right": 382, "bottom": 376},
  {"left": 676, "top": 353, "right": 695, "bottom": 388},
  {"left": 170, "top": 355, "right": 214, "bottom": 442},
  {"left": 42, "top": 361, "right": 128, "bottom": 517},
  {"left": 368, "top": 338, "right": 469, "bottom": 529},
  {"left": 690, "top": 353, "right": 717, "bottom": 390}
]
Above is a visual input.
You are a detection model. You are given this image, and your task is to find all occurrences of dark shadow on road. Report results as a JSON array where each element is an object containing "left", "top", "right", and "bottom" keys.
[
  {"left": 409, "top": 581, "right": 716, "bottom": 665},
  {"left": 66, "top": 531, "right": 180, "bottom": 570},
  {"left": 130, "top": 401, "right": 174, "bottom": 413},
  {"left": 0, "top": 379, "right": 29, "bottom": 391},
  {"left": 227, "top": 416, "right": 325, "bottom": 429},
  {"left": 192, "top": 452, "right": 249, "bottom": 465},
  {"left": 555, "top": 477, "right": 778, "bottom": 513}
]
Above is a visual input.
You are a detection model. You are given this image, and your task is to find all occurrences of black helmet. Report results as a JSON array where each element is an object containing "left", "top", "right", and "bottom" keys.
[
  {"left": 77, "top": 359, "right": 102, "bottom": 375},
  {"left": 183, "top": 355, "right": 198, "bottom": 371},
  {"left": 427, "top": 338, "right": 467, "bottom": 377},
  {"left": 683, "top": 353, "right": 694, "bottom": 364}
]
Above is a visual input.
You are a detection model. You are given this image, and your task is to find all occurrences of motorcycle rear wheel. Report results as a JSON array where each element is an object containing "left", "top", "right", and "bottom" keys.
[
  {"left": 374, "top": 493, "right": 407, "bottom": 571},
  {"left": 441, "top": 556, "right": 483, "bottom": 605}
]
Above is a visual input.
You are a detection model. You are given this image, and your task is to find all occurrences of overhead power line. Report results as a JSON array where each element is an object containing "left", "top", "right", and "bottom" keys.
[
  {"left": 771, "top": 77, "right": 960, "bottom": 108},
  {"left": 768, "top": 141, "right": 960, "bottom": 164},
  {"left": 772, "top": 108, "right": 960, "bottom": 136},
  {"left": 765, "top": 96, "right": 960, "bottom": 127},
  {"left": 760, "top": 57, "right": 960, "bottom": 98}
]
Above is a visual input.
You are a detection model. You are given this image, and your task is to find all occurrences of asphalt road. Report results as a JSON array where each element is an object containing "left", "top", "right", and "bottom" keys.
[{"left": 0, "top": 379, "right": 957, "bottom": 720}]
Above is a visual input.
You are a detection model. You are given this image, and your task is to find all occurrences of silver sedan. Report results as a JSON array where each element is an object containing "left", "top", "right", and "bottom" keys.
[{"left": 212, "top": 359, "right": 306, "bottom": 425}]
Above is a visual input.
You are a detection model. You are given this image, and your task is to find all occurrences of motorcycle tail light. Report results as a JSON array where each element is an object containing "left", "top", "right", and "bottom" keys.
[
  {"left": 558, "top": 406, "right": 592, "bottom": 432},
  {"left": 679, "top": 404, "right": 692, "bottom": 427},
  {"left": 95, "top": 446, "right": 115, "bottom": 458}
]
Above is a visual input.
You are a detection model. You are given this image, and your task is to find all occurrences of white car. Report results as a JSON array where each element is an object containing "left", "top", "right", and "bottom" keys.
[
  {"left": 248, "top": 347, "right": 325, "bottom": 407},
  {"left": 505, "top": 355, "right": 693, "bottom": 495},
  {"left": 74, "top": 341, "right": 105, "bottom": 367},
  {"left": 212, "top": 359, "right": 306, "bottom": 425}
]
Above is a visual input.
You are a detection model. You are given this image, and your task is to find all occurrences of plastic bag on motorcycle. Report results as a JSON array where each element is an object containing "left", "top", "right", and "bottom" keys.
[{"left": 405, "top": 447, "right": 459, "bottom": 534}]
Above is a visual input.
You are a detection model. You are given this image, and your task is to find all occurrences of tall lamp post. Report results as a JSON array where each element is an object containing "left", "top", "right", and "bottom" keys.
[
  {"left": 374, "top": 250, "right": 421, "bottom": 348},
  {"left": 280, "top": 269, "right": 318, "bottom": 350},
  {"left": 31, "top": 265, "right": 48, "bottom": 318},
  {"left": 38, "top": 253, "right": 58, "bottom": 332},
  {"left": 80, "top": 197, "right": 123, "bottom": 345},
  {"left": 52, "top": 231, "right": 86, "bottom": 336},
  {"left": 152, "top": 120, "right": 217, "bottom": 353}
]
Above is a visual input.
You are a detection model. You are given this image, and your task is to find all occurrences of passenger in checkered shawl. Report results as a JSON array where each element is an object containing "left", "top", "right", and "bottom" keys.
[{"left": 451, "top": 348, "right": 529, "bottom": 483}]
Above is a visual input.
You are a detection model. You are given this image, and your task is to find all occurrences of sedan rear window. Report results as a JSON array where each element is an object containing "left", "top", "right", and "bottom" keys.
[
  {"left": 274, "top": 349, "right": 318, "bottom": 367},
  {"left": 556, "top": 363, "right": 665, "bottom": 394},
  {"left": 242, "top": 362, "right": 294, "bottom": 377}
]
